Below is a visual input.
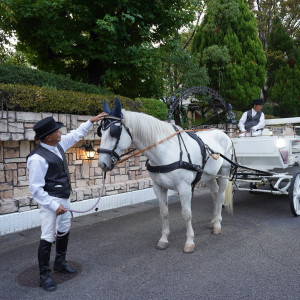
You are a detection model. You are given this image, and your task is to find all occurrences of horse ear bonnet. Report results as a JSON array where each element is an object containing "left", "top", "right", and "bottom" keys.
[
  {"left": 98, "top": 98, "right": 122, "bottom": 138},
  {"left": 111, "top": 97, "right": 122, "bottom": 119},
  {"left": 103, "top": 100, "right": 111, "bottom": 114}
]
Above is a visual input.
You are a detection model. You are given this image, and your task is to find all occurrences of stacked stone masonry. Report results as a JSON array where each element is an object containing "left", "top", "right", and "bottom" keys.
[{"left": 0, "top": 111, "right": 152, "bottom": 215}]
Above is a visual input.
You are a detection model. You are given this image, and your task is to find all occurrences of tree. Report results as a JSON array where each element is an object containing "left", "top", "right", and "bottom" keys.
[
  {"left": 267, "top": 17, "right": 300, "bottom": 117},
  {"left": 160, "top": 36, "right": 209, "bottom": 95},
  {"left": 192, "top": 0, "right": 266, "bottom": 111},
  {"left": 269, "top": 64, "right": 300, "bottom": 117},
  {"left": 0, "top": 30, "right": 9, "bottom": 62},
  {"left": 0, "top": 0, "right": 198, "bottom": 98},
  {"left": 266, "top": 16, "right": 294, "bottom": 90},
  {"left": 247, "top": 0, "right": 300, "bottom": 50}
]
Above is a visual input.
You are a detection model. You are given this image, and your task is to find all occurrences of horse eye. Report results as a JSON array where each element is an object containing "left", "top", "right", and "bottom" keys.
[{"left": 102, "top": 119, "right": 112, "bottom": 130}]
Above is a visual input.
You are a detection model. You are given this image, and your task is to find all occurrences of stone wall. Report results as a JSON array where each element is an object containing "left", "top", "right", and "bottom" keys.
[{"left": 0, "top": 111, "right": 152, "bottom": 215}]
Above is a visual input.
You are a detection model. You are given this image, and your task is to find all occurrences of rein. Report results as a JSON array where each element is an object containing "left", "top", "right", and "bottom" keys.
[
  {"left": 115, "top": 128, "right": 216, "bottom": 165},
  {"left": 55, "top": 172, "right": 107, "bottom": 238}
]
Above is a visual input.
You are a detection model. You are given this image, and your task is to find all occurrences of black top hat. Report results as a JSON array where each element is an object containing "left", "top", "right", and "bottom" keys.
[
  {"left": 253, "top": 99, "right": 264, "bottom": 105},
  {"left": 33, "top": 117, "right": 63, "bottom": 140}
]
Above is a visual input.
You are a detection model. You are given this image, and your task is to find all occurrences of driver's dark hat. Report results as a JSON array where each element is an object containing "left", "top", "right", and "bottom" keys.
[
  {"left": 253, "top": 99, "right": 264, "bottom": 105},
  {"left": 33, "top": 116, "right": 63, "bottom": 140}
]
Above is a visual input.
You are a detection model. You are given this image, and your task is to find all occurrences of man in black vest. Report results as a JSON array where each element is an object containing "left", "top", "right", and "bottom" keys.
[
  {"left": 238, "top": 99, "right": 265, "bottom": 136},
  {"left": 27, "top": 113, "right": 106, "bottom": 292}
]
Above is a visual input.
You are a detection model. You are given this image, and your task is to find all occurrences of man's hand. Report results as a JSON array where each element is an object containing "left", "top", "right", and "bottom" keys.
[
  {"left": 56, "top": 204, "right": 67, "bottom": 215},
  {"left": 90, "top": 112, "right": 108, "bottom": 123}
]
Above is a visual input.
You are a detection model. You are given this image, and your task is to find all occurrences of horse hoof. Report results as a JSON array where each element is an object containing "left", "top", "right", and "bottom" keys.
[
  {"left": 183, "top": 244, "right": 195, "bottom": 253},
  {"left": 156, "top": 242, "right": 169, "bottom": 250},
  {"left": 212, "top": 226, "right": 221, "bottom": 235}
]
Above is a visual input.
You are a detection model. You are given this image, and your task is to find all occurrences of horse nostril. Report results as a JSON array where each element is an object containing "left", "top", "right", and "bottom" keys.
[{"left": 100, "top": 162, "right": 109, "bottom": 171}]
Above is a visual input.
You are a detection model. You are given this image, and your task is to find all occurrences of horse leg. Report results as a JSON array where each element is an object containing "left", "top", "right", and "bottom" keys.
[
  {"left": 178, "top": 186, "right": 195, "bottom": 253},
  {"left": 153, "top": 184, "right": 170, "bottom": 250},
  {"left": 206, "top": 178, "right": 224, "bottom": 235}
]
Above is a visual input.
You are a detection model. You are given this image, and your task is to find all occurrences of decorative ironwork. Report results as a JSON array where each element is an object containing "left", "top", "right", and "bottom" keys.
[{"left": 166, "top": 86, "right": 237, "bottom": 126}]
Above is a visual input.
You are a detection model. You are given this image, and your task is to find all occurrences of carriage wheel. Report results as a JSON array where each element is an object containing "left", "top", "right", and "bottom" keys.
[{"left": 289, "top": 172, "right": 300, "bottom": 217}]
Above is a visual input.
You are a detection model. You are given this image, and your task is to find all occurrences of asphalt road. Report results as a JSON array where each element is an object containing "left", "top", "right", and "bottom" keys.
[{"left": 0, "top": 188, "right": 299, "bottom": 300}]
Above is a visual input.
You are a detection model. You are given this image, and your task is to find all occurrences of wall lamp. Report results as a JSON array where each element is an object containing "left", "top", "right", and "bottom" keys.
[{"left": 84, "top": 142, "right": 96, "bottom": 159}]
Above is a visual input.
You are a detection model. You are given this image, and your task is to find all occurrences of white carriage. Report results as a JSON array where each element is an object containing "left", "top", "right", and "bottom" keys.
[{"left": 231, "top": 117, "right": 300, "bottom": 216}]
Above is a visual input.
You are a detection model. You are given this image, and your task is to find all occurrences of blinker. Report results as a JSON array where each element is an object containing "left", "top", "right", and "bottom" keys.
[{"left": 97, "top": 119, "right": 122, "bottom": 138}]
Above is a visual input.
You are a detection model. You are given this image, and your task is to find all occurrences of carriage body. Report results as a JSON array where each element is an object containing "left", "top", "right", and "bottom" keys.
[
  {"left": 231, "top": 117, "right": 300, "bottom": 216},
  {"left": 232, "top": 135, "right": 300, "bottom": 171}
]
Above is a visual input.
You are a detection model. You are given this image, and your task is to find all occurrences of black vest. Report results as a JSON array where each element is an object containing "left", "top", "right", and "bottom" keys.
[
  {"left": 28, "top": 143, "right": 71, "bottom": 198},
  {"left": 245, "top": 110, "right": 261, "bottom": 132}
]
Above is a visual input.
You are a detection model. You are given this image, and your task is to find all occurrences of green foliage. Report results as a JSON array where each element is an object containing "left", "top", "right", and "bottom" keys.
[
  {"left": 202, "top": 45, "right": 231, "bottom": 69},
  {"left": 266, "top": 17, "right": 296, "bottom": 88},
  {"left": 0, "top": 63, "right": 109, "bottom": 95},
  {"left": 0, "top": 83, "right": 138, "bottom": 115},
  {"left": 234, "top": 110, "right": 244, "bottom": 122},
  {"left": 267, "top": 16, "right": 294, "bottom": 52},
  {"left": 266, "top": 16, "right": 300, "bottom": 117},
  {"left": 268, "top": 64, "right": 300, "bottom": 117},
  {"left": 102, "top": 44, "right": 164, "bottom": 99},
  {"left": 0, "top": 0, "right": 198, "bottom": 98},
  {"left": 248, "top": 0, "right": 299, "bottom": 50},
  {"left": 135, "top": 98, "right": 168, "bottom": 120},
  {"left": 192, "top": 0, "right": 266, "bottom": 111},
  {"left": 0, "top": 83, "right": 169, "bottom": 119},
  {"left": 261, "top": 102, "right": 276, "bottom": 116},
  {"left": 160, "top": 37, "right": 209, "bottom": 95},
  {"left": 201, "top": 45, "right": 231, "bottom": 90}
]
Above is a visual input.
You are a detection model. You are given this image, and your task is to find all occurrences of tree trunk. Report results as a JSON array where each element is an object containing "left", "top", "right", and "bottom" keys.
[
  {"left": 174, "top": 106, "right": 181, "bottom": 125},
  {"left": 87, "top": 59, "right": 105, "bottom": 86}
]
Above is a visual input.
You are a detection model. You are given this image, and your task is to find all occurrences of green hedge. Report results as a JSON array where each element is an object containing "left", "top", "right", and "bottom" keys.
[
  {"left": 0, "top": 83, "right": 168, "bottom": 119},
  {"left": 0, "top": 63, "right": 109, "bottom": 95},
  {"left": 135, "top": 98, "right": 168, "bottom": 120}
]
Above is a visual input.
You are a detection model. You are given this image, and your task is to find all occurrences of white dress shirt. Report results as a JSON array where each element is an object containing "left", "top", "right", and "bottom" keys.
[
  {"left": 238, "top": 108, "right": 265, "bottom": 132},
  {"left": 27, "top": 120, "right": 93, "bottom": 212}
]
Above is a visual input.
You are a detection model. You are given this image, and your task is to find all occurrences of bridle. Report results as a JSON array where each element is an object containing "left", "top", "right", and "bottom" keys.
[{"left": 97, "top": 115, "right": 132, "bottom": 166}]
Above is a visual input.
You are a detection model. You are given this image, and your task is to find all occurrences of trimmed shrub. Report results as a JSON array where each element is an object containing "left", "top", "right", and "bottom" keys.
[
  {"left": 135, "top": 98, "right": 168, "bottom": 120},
  {"left": 0, "top": 63, "right": 109, "bottom": 95},
  {"left": 0, "top": 83, "right": 138, "bottom": 115},
  {"left": 0, "top": 84, "right": 168, "bottom": 120}
]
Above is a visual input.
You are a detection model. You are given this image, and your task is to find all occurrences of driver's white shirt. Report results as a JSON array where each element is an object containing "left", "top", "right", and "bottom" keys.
[
  {"left": 238, "top": 108, "right": 265, "bottom": 132},
  {"left": 27, "top": 120, "right": 93, "bottom": 212}
]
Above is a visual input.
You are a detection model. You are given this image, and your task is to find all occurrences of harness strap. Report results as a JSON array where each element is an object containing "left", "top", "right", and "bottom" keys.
[
  {"left": 185, "top": 131, "right": 206, "bottom": 167},
  {"left": 173, "top": 126, "right": 183, "bottom": 162},
  {"left": 147, "top": 160, "right": 202, "bottom": 173},
  {"left": 97, "top": 148, "right": 120, "bottom": 161},
  {"left": 147, "top": 127, "right": 207, "bottom": 191},
  {"left": 115, "top": 128, "right": 214, "bottom": 166}
]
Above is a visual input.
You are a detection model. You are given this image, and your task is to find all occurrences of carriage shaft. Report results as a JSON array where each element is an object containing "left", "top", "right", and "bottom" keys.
[{"left": 234, "top": 187, "right": 288, "bottom": 195}]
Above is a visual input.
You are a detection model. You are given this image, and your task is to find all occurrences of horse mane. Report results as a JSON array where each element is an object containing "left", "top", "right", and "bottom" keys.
[{"left": 122, "top": 110, "right": 177, "bottom": 145}]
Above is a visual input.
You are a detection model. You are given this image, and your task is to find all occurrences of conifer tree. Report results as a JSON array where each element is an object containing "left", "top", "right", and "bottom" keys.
[
  {"left": 192, "top": 0, "right": 266, "bottom": 110},
  {"left": 267, "top": 17, "right": 300, "bottom": 117}
]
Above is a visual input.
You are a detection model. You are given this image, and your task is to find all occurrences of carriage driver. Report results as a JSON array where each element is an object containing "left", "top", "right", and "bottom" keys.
[
  {"left": 238, "top": 99, "right": 265, "bottom": 136},
  {"left": 27, "top": 112, "right": 107, "bottom": 292}
]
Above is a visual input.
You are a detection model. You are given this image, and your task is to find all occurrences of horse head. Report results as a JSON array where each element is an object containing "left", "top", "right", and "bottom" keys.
[{"left": 97, "top": 98, "right": 132, "bottom": 171}]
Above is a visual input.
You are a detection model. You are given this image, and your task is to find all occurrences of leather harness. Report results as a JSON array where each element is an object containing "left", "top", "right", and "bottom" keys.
[
  {"left": 98, "top": 118, "right": 209, "bottom": 191},
  {"left": 147, "top": 126, "right": 207, "bottom": 190}
]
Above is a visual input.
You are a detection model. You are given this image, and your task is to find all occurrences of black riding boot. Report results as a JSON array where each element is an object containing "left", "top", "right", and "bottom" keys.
[
  {"left": 53, "top": 232, "right": 77, "bottom": 274},
  {"left": 38, "top": 239, "right": 56, "bottom": 292}
]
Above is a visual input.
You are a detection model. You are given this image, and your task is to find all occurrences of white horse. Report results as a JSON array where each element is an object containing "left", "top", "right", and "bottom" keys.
[{"left": 98, "top": 99, "right": 233, "bottom": 253}]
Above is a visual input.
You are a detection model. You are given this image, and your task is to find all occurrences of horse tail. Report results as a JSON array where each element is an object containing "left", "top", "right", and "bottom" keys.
[{"left": 224, "top": 180, "right": 233, "bottom": 214}]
